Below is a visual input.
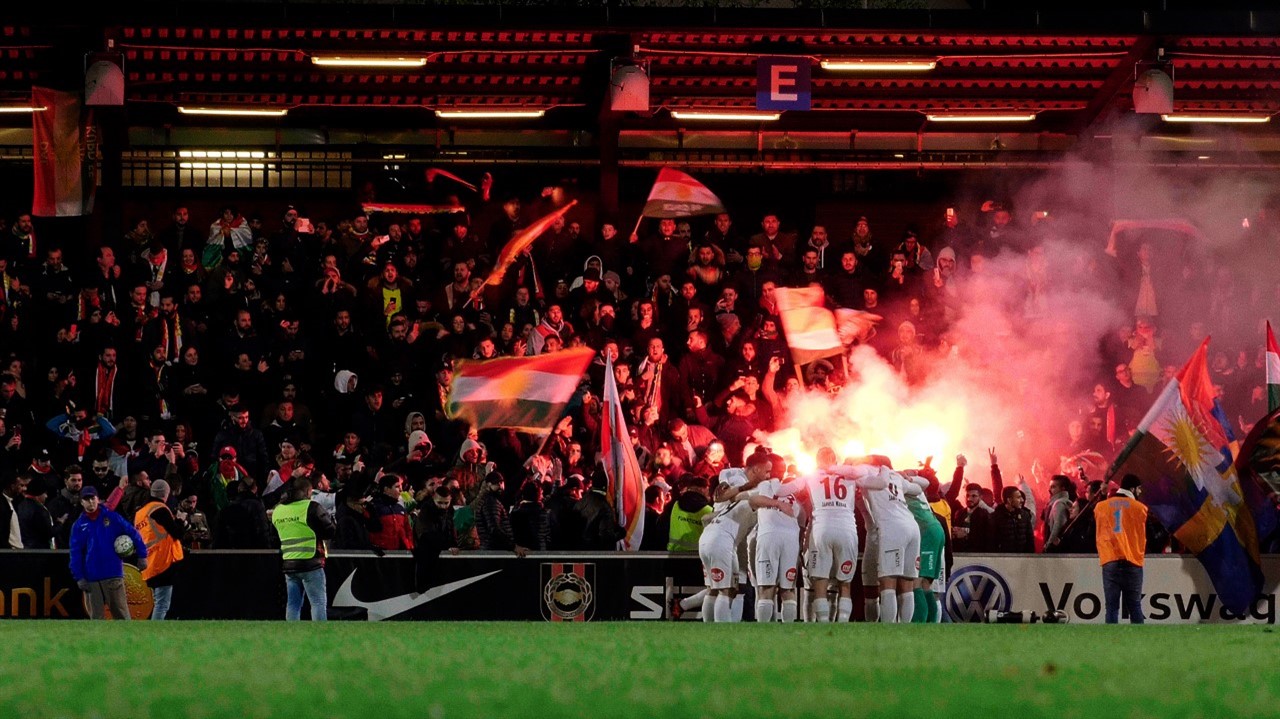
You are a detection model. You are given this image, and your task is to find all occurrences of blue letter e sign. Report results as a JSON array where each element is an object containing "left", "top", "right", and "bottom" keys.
[{"left": 756, "top": 57, "right": 810, "bottom": 111}]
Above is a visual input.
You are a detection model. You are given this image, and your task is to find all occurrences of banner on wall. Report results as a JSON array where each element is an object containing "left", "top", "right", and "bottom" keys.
[
  {"left": 948, "top": 554, "right": 1279, "bottom": 624},
  {"left": 0, "top": 550, "right": 281, "bottom": 620},
  {"left": 324, "top": 551, "right": 707, "bottom": 622},
  {"left": 31, "top": 87, "right": 98, "bottom": 217},
  {"left": 1, "top": 550, "right": 1277, "bottom": 623}
]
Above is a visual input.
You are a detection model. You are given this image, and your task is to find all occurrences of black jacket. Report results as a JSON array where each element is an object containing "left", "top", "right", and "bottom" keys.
[
  {"left": 545, "top": 489, "right": 583, "bottom": 550},
  {"left": 510, "top": 500, "right": 550, "bottom": 551},
  {"left": 210, "top": 424, "right": 271, "bottom": 483},
  {"left": 16, "top": 498, "right": 54, "bottom": 550},
  {"left": 640, "top": 506, "right": 668, "bottom": 551},
  {"left": 332, "top": 502, "right": 378, "bottom": 550},
  {"left": 476, "top": 485, "right": 516, "bottom": 551},
  {"left": 414, "top": 502, "right": 457, "bottom": 555},
  {"left": 575, "top": 489, "right": 625, "bottom": 550},
  {"left": 213, "top": 493, "right": 275, "bottom": 550},
  {"left": 990, "top": 505, "right": 1035, "bottom": 553}
]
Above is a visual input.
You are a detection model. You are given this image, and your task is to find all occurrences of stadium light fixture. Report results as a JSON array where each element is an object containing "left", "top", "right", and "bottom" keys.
[
  {"left": 671, "top": 110, "right": 782, "bottom": 122},
  {"left": 178, "top": 150, "right": 270, "bottom": 159},
  {"left": 925, "top": 112, "right": 1038, "bottom": 123},
  {"left": 179, "top": 162, "right": 268, "bottom": 170},
  {"left": 820, "top": 58, "right": 937, "bottom": 72},
  {"left": 311, "top": 55, "right": 428, "bottom": 68},
  {"left": 435, "top": 109, "right": 547, "bottom": 119},
  {"left": 1160, "top": 113, "right": 1270, "bottom": 124},
  {"left": 178, "top": 106, "right": 288, "bottom": 117}
]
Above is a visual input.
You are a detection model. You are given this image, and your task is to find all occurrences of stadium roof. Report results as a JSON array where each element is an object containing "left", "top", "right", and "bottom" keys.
[{"left": 4, "top": 2, "right": 1280, "bottom": 166}]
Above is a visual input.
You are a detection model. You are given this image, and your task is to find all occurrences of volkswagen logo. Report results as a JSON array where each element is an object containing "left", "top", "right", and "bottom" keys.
[{"left": 945, "top": 565, "right": 1012, "bottom": 623}]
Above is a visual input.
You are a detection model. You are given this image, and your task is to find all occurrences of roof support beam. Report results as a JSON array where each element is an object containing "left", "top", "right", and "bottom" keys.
[{"left": 1068, "top": 34, "right": 1158, "bottom": 138}]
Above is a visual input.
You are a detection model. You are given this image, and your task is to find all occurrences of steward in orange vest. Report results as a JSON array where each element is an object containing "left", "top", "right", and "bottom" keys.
[{"left": 134, "top": 479, "right": 186, "bottom": 620}]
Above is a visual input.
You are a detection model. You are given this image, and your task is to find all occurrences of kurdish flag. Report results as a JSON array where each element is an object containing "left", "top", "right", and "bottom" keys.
[
  {"left": 602, "top": 356, "right": 645, "bottom": 551},
  {"left": 774, "top": 286, "right": 843, "bottom": 366},
  {"left": 1108, "top": 338, "right": 1276, "bottom": 614},
  {"left": 475, "top": 200, "right": 578, "bottom": 299},
  {"left": 446, "top": 347, "right": 593, "bottom": 433},
  {"left": 1267, "top": 321, "right": 1280, "bottom": 413},
  {"left": 640, "top": 168, "right": 726, "bottom": 218}
]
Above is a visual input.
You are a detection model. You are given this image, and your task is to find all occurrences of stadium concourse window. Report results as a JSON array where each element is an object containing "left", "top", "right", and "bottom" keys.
[{"left": 121, "top": 149, "right": 352, "bottom": 189}]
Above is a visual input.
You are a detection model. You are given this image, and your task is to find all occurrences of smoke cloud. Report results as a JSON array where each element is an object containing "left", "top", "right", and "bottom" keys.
[{"left": 767, "top": 127, "right": 1280, "bottom": 499}]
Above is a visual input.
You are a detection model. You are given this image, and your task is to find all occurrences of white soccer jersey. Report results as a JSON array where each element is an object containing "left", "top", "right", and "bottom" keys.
[
  {"left": 755, "top": 478, "right": 800, "bottom": 536},
  {"left": 863, "top": 468, "right": 919, "bottom": 530},
  {"left": 718, "top": 468, "right": 748, "bottom": 489},
  {"left": 790, "top": 465, "right": 872, "bottom": 527},
  {"left": 701, "top": 497, "right": 753, "bottom": 590},
  {"left": 868, "top": 469, "right": 923, "bottom": 580},
  {"left": 705, "top": 496, "right": 755, "bottom": 545}
]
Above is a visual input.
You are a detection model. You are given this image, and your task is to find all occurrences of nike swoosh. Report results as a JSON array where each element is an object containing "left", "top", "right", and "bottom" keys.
[{"left": 332, "top": 569, "right": 501, "bottom": 621}]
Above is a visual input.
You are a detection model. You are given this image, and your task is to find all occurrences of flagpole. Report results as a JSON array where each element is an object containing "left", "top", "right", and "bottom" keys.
[
  {"left": 534, "top": 430, "right": 554, "bottom": 457},
  {"left": 631, "top": 214, "right": 645, "bottom": 241},
  {"left": 527, "top": 253, "right": 545, "bottom": 301}
]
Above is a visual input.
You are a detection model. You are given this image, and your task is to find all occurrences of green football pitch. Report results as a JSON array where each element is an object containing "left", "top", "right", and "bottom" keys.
[{"left": 9, "top": 622, "right": 1277, "bottom": 718}]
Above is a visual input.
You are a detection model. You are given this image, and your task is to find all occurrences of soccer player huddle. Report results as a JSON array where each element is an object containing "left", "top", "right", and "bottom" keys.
[{"left": 686, "top": 448, "right": 948, "bottom": 623}]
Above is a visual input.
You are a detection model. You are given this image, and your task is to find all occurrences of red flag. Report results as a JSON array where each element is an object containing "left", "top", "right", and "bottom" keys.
[
  {"left": 602, "top": 355, "right": 645, "bottom": 550},
  {"left": 641, "top": 168, "right": 726, "bottom": 218},
  {"left": 425, "top": 167, "right": 477, "bottom": 192},
  {"left": 475, "top": 200, "right": 577, "bottom": 299},
  {"left": 774, "top": 286, "right": 844, "bottom": 366},
  {"left": 32, "top": 87, "right": 97, "bottom": 217}
]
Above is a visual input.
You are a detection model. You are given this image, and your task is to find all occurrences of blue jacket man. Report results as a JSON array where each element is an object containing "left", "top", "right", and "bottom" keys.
[{"left": 69, "top": 486, "right": 148, "bottom": 620}]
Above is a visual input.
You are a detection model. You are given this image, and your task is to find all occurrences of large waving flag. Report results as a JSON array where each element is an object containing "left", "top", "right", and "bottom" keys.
[
  {"left": 640, "top": 168, "right": 726, "bottom": 218},
  {"left": 834, "top": 307, "right": 883, "bottom": 347},
  {"left": 774, "top": 286, "right": 843, "bottom": 366},
  {"left": 1108, "top": 338, "right": 1275, "bottom": 614},
  {"left": 1235, "top": 405, "right": 1280, "bottom": 502},
  {"left": 474, "top": 200, "right": 577, "bottom": 300},
  {"left": 602, "top": 355, "right": 645, "bottom": 551},
  {"left": 446, "top": 347, "right": 593, "bottom": 433},
  {"left": 1267, "top": 321, "right": 1280, "bottom": 413}
]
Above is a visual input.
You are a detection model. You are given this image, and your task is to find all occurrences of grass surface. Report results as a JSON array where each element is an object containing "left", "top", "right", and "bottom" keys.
[{"left": 10, "top": 622, "right": 1280, "bottom": 719}]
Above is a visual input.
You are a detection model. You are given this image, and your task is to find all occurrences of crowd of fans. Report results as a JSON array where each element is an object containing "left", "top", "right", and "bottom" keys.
[{"left": 0, "top": 178, "right": 1273, "bottom": 563}]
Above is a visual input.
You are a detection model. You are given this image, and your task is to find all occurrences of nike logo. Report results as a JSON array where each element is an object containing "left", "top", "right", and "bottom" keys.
[{"left": 332, "top": 569, "right": 501, "bottom": 621}]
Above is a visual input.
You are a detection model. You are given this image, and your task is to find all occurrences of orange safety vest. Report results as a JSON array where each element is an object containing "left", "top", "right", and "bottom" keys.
[{"left": 135, "top": 500, "right": 185, "bottom": 581}]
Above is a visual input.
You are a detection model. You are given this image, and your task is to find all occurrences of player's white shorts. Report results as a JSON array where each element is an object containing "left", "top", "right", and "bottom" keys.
[
  {"left": 755, "top": 531, "right": 800, "bottom": 590},
  {"left": 877, "top": 520, "right": 922, "bottom": 580},
  {"left": 861, "top": 526, "right": 880, "bottom": 586},
  {"left": 806, "top": 522, "right": 858, "bottom": 583},
  {"left": 699, "top": 531, "right": 739, "bottom": 590}
]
